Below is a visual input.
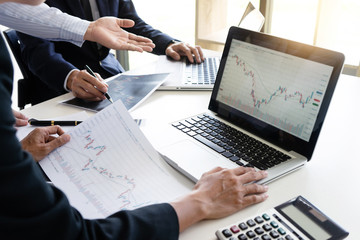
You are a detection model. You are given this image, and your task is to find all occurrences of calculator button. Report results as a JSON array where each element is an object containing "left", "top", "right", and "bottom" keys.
[
  {"left": 285, "top": 235, "right": 294, "bottom": 240},
  {"left": 254, "top": 216, "right": 264, "bottom": 224},
  {"left": 254, "top": 227, "right": 264, "bottom": 235},
  {"left": 278, "top": 227, "right": 286, "bottom": 235},
  {"left": 239, "top": 222, "right": 248, "bottom": 230},
  {"left": 270, "top": 230, "right": 280, "bottom": 238},
  {"left": 246, "top": 230, "right": 256, "bottom": 238},
  {"left": 238, "top": 233, "right": 247, "bottom": 240},
  {"left": 221, "top": 229, "right": 232, "bottom": 238},
  {"left": 270, "top": 221, "right": 278, "bottom": 228},
  {"left": 261, "top": 235, "right": 271, "bottom": 240},
  {"left": 262, "top": 224, "right": 272, "bottom": 231},
  {"left": 262, "top": 213, "right": 270, "bottom": 221},
  {"left": 230, "top": 225, "right": 240, "bottom": 233},
  {"left": 246, "top": 219, "right": 256, "bottom": 227}
]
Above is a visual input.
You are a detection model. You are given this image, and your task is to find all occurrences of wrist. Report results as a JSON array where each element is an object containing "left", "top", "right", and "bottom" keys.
[
  {"left": 167, "top": 39, "right": 180, "bottom": 49},
  {"left": 83, "top": 22, "right": 94, "bottom": 41},
  {"left": 66, "top": 70, "right": 79, "bottom": 91},
  {"left": 170, "top": 191, "right": 208, "bottom": 232}
]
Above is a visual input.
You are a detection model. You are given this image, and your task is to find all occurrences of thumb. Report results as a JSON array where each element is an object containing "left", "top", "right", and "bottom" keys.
[
  {"left": 117, "top": 19, "right": 135, "bottom": 28},
  {"left": 47, "top": 134, "right": 71, "bottom": 150}
]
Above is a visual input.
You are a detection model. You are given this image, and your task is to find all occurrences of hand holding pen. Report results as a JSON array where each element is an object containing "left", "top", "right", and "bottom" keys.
[
  {"left": 66, "top": 66, "right": 113, "bottom": 102},
  {"left": 85, "top": 65, "right": 113, "bottom": 103}
]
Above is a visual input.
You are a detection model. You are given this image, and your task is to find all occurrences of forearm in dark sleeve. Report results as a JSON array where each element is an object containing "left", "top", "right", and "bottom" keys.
[{"left": 17, "top": 31, "right": 75, "bottom": 93}]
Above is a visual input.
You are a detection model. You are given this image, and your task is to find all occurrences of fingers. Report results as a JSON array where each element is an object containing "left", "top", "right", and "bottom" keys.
[
  {"left": 166, "top": 47, "right": 181, "bottom": 61},
  {"left": 241, "top": 191, "right": 269, "bottom": 208},
  {"left": 232, "top": 166, "right": 255, "bottom": 175},
  {"left": 12, "top": 109, "right": 28, "bottom": 120},
  {"left": 239, "top": 168, "right": 268, "bottom": 183},
  {"left": 83, "top": 71, "right": 108, "bottom": 93},
  {"left": 43, "top": 125, "right": 65, "bottom": 136},
  {"left": 116, "top": 18, "right": 135, "bottom": 28},
  {"left": 244, "top": 183, "right": 268, "bottom": 196},
  {"left": 128, "top": 33, "right": 155, "bottom": 45},
  {"left": 127, "top": 33, "right": 155, "bottom": 52},
  {"left": 186, "top": 45, "right": 204, "bottom": 63},
  {"left": 42, "top": 125, "right": 71, "bottom": 150},
  {"left": 235, "top": 167, "right": 269, "bottom": 207},
  {"left": 47, "top": 133, "right": 71, "bottom": 151},
  {"left": 12, "top": 109, "right": 29, "bottom": 126},
  {"left": 20, "top": 126, "right": 71, "bottom": 162},
  {"left": 15, "top": 117, "right": 29, "bottom": 127},
  {"left": 202, "top": 166, "right": 224, "bottom": 176},
  {"left": 71, "top": 71, "right": 108, "bottom": 101},
  {"left": 166, "top": 42, "right": 205, "bottom": 63}
]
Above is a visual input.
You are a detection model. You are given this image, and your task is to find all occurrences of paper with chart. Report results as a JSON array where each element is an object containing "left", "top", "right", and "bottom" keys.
[{"left": 39, "top": 100, "right": 191, "bottom": 219}]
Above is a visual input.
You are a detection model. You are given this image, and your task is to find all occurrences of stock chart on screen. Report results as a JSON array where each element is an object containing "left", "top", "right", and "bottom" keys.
[{"left": 216, "top": 40, "right": 333, "bottom": 141}]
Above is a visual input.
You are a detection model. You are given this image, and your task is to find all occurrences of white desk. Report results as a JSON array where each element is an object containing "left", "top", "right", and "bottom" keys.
[{"left": 21, "top": 74, "right": 360, "bottom": 239}]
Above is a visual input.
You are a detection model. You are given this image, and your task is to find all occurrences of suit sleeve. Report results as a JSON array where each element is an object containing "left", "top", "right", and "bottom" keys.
[
  {"left": 17, "top": 31, "right": 75, "bottom": 93},
  {"left": 117, "top": 0, "right": 176, "bottom": 55},
  {"left": 0, "top": 38, "right": 179, "bottom": 240}
]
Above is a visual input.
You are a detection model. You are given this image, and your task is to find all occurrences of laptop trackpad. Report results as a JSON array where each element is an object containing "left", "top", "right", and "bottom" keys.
[{"left": 160, "top": 139, "right": 237, "bottom": 181}]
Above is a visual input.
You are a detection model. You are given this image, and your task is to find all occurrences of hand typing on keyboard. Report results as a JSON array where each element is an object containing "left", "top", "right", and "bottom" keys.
[{"left": 165, "top": 41, "right": 204, "bottom": 63}]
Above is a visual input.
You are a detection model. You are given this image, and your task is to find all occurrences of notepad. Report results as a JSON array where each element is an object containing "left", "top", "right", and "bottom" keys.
[{"left": 39, "top": 99, "right": 192, "bottom": 219}]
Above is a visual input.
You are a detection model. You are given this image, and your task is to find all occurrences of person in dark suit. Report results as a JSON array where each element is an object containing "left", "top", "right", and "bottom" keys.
[
  {"left": 1, "top": 1, "right": 269, "bottom": 239},
  {"left": 18, "top": 0, "right": 205, "bottom": 104}
]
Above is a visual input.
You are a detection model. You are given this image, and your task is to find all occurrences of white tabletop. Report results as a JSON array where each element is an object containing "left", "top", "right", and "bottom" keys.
[{"left": 21, "top": 74, "right": 360, "bottom": 239}]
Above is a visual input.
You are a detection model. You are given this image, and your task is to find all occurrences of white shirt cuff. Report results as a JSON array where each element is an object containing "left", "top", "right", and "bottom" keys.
[{"left": 64, "top": 69, "right": 78, "bottom": 92}]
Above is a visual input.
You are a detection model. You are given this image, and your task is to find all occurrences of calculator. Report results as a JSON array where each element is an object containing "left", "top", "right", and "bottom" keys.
[{"left": 215, "top": 196, "right": 349, "bottom": 240}]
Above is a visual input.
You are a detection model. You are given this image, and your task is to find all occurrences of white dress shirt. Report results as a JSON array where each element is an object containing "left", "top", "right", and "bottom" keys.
[{"left": 0, "top": 2, "right": 89, "bottom": 46}]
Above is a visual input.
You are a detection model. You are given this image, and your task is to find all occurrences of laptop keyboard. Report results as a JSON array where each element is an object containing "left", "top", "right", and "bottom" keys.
[
  {"left": 183, "top": 57, "right": 220, "bottom": 85},
  {"left": 172, "top": 114, "right": 292, "bottom": 170}
]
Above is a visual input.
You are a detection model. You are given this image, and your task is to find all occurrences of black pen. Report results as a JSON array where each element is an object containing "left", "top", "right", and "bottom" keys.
[
  {"left": 28, "top": 118, "right": 82, "bottom": 126},
  {"left": 85, "top": 65, "right": 114, "bottom": 103}
]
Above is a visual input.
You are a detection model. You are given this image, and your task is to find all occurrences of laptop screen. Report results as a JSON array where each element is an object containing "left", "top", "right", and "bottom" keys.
[
  {"left": 216, "top": 39, "right": 333, "bottom": 142},
  {"left": 209, "top": 27, "right": 344, "bottom": 159}
]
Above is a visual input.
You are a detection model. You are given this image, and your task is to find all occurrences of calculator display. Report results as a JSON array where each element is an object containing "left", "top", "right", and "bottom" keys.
[
  {"left": 280, "top": 204, "right": 331, "bottom": 239},
  {"left": 275, "top": 196, "right": 349, "bottom": 240}
]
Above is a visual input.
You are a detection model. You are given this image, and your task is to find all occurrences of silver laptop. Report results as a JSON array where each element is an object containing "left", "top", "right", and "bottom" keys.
[
  {"left": 150, "top": 26, "right": 344, "bottom": 185},
  {"left": 157, "top": 55, "right": 221, "bottom": 90},
  {"left": 158, "top": 2, "right": 264, "bottom": 91}
]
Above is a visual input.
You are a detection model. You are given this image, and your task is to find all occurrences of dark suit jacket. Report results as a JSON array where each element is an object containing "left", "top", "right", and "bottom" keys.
[
  {"left": 17, "top": 0, "right": 174, "bottom": 104},
  {"left": 0, "top": 36, "right": 179, "bottom": 239}
]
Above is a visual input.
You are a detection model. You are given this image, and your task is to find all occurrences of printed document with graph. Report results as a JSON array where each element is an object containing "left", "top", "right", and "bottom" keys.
[
  {"left": 147, "top": 27, "right": 344, "bottom": 185},
  {"left": 39, "top": 100, "right": 192, "bottom": 219}
]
